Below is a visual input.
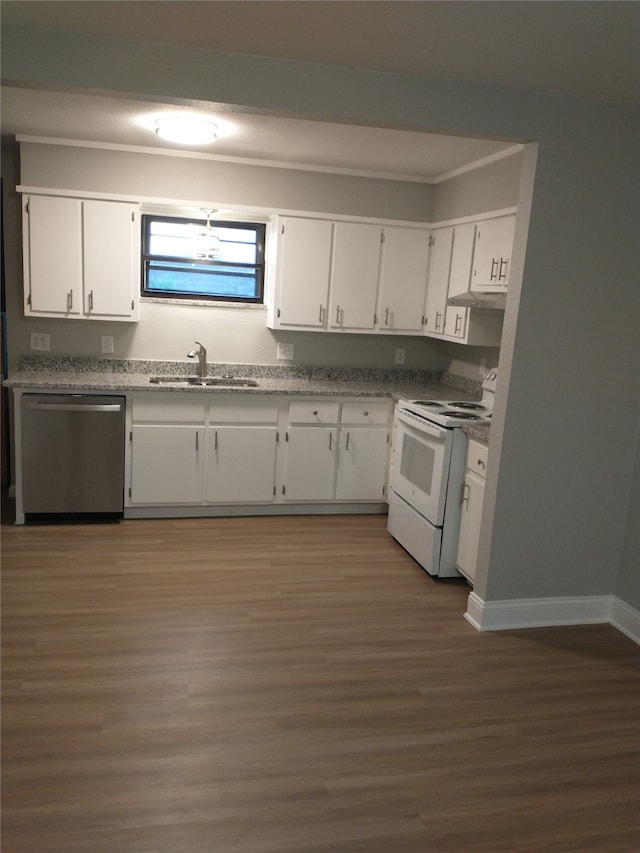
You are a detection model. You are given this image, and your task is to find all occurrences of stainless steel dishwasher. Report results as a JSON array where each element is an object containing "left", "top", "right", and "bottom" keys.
[{"left": 21, "top": 393, "right": 125, "bottom": 520}]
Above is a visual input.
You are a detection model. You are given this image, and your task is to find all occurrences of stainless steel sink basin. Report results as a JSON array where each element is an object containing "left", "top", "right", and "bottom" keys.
[{"left": 149, "top": 375, "right": 258, "bottom": 388}]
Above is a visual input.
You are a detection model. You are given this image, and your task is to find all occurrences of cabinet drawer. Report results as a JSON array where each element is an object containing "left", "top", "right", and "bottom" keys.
[
  {"left": 289, "top": 400, "right": 340, "bottom": 424},
  {"left": 341, "top": 400, "right": 390, "bottom": 425},
  {"left": 467, "top": 439, "right": 488, "bottom": 477},
  {"left": 132, "top": 396, "right": 206, "bottom": 423},
  {"left": 209, "top": 398, "right": 279, "bottom": 423}
]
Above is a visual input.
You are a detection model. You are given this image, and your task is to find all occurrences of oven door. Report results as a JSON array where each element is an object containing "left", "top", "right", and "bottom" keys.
[{"left": 391, "top": 407, "right": 453, "bottom": 526}]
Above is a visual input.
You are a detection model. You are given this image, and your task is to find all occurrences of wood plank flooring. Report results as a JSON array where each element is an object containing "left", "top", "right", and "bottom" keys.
[{"left": 2, "top": 509, "right": 639, "bottom": 852}]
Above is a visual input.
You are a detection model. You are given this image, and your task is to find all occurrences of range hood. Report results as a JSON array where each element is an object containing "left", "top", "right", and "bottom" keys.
[{"left": 447, "top": 290, "right": 507, "bottom": 310}]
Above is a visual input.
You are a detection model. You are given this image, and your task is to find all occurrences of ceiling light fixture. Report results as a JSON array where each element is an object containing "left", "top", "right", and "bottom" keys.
[{"left": 154, "top": 116, "right": 217, "bottom": 146}]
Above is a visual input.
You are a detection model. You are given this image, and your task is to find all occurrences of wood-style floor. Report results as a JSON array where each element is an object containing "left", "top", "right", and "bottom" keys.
[{"left": 2, "top": 506, "right": 639, "bottom": 853}]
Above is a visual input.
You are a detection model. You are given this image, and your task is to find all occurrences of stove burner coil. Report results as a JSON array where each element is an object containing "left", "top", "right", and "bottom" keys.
[{"left": 447, "top": 401, "right": 486, "bottom": 411}]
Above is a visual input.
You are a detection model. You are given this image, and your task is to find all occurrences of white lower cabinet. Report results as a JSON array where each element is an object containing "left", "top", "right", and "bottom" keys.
[
  {"left": 284, "top": 426, "right": 338, "bottom": 501},
  {"left": 456, "top": 439, "right": 488, "bottom": 583},
  {"left": 130, "top": 397, "right": 206, "bottom": 505},
  {"left": 128, "top": 394, "right": 391, "bottom": 512},
  {"left": 335, "top": 402, "right": 390, "bottom": 500},
  {"left": 283, "top": 399, "right": 391, "bottom": 503},
  {"left": 206, "top": 398, "right": 279, "bottom": 504}
]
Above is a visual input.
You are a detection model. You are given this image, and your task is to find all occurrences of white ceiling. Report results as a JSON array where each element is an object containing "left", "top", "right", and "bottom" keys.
[{"left": 1, "top": 1, "right": 638, "bottom": 182}]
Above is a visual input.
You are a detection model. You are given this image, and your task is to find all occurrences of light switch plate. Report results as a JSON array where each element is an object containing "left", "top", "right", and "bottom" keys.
[
  {"left": 101, "top": 336, "right": 114, "bottom": 354},
  {"left": 277, "top": 343, "right": 294, "bottom": 360},
  {"left": 30, "top": 332, "right": 50, "bottom": 351},
  {"left": 395, "top": 348, "right": 406, "bottom": 365}
]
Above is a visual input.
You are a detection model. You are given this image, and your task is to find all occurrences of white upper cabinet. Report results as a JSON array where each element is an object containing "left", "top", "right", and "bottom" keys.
[
  {"left": 471, "top": 214, "right": 516, "bottom": 291},
  {"left": 268, "top": 217, "right": 332, "bottom": 329},
  {"left": 82, "top": 200, "right": 140, "bottom": 319},
  {"left": 328, "top": 222, "right": 382, "bottom": 331},
  {"left": 443, "top": 223, "right": 476, "bottom": 341},
  {"left": 265, "top": 209, "right": 514, "bottom": 345},
  {"left": 423, "top": 227, "right": 453, "bottom": 337},
  {"left": 23, "top": 194, "right": 140, "bottom": 321},
  {"left": 376, "top": 226, "right": 430, "bottom": 333},
  {"left": 23, "top": 195, "right": 83, "bottom": 317}
]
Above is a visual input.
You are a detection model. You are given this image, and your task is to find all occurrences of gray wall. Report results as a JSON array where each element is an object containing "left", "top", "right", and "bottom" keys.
[
  {"left": 617, "top": 432, "right": 640, "bottom": 610},
  {"left": 2, "top": 23, "right": 638, "bottom": 614},
  {"left": 19, "top": 142, "right": 435, "bottom": 222},
  {"left": 432, "top": 152, "right": 522, "bottom": 221}
]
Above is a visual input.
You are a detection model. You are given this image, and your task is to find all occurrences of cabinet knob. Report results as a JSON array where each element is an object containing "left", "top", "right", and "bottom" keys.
[
  {"left": 313, "top": 410, "right": 318, "bottom": 416},
  {"left": 364, "top": 411, "right": 369, "bottom": 416}
]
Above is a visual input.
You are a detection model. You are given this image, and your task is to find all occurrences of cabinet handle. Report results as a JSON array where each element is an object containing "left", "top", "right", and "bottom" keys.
[
  {"left": 88, "top": 290, "right": 94, "bottom": 311},
  {"left": 478, "top": 458, "right": 486, "bottom": 469},
  {"left": 435, "top": 311, "right": 441, "bottom": 330},
  {"left": 454, "top": 313, "right": 462, "bottom": 334},
  {"left": 498, "top": 258, "right": 508, "bottom": 281},
  {"left": 214, "top": 430, "right": 218, "bottom": 451},
  {"left": 329, "top": 433, "right": 333, "bottom": 451},
  {"left": 384, "top": 307, "right": 390, "bottom": 326},
  {"left": 490, "top": 259, "right": 499, "bottom": 281},
  {"left": 67, "top": 290, "right": 73, "bottom": 311},
  {"left": 196, "top": 432, "right": 199, "bottom": 451},
  {"left": 346, "top": 431, "right": 350, "bottom": 450},
  {"left": 336, "top": 305, "right": 341, "bottom": 324},
  {"left": 461, "top": 482, "right": 470, "bottom": 506},
  {"left": 318, "top": 304, "right": 324, "bottom": 323}
]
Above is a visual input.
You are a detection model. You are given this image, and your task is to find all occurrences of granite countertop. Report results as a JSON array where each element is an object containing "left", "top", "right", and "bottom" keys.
[{"left": 4, "top": 356, "right": 485, "bottom": 406}]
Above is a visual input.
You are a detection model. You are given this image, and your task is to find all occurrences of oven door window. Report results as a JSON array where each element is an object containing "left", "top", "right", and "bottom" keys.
[{"left": 400, "top": 434, "right": 436, "bottom": 496}]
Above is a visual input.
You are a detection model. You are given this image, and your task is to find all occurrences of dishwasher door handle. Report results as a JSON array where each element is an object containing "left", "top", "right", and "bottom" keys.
[{"left": 23, "top": 401, "right": 123, "bottom": 413}]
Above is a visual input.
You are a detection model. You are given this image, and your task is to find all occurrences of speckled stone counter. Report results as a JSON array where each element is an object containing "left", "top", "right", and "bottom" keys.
[
  {"left": 461, "top": 422, "right": 491, "bottom": 443},
  {"left": 4, "top": 356, "right": 484, "bottom": 404}
]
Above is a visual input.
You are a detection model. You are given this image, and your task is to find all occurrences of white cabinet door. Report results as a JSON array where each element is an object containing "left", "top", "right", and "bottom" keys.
[
  {"left": 423, "top": 227, "right": 453, "bottom": 337},
  {"left": 24, "top": 195, "right": 83, "bottom": 316},
  {"left": 456, "top": 469, "right": 485, "bottom": 582},
  {"left": 272, "top": 217, "right": 332, "bottom": 328},
  {"left": 205, "top": 425, "right": 277, "bottom": 503},
  {"left": 284, "top": 427, "right": 337, "bottom": 500},
  {"left": 443, "top": 223, "right": 475, "bottom": 340},
  {"left": 472, "top": 215, "right": 516, "bottom": 290},
  {"left": 328, "top": 222, "right": 381, "bottom": 330},
  {"left": 83, "top": 201, "right": 139, "bottom": 319},
  {"left": 23, "top": 195, "right": 139, "bottom": 320},
  {"left": 377, "top": 227, "right": 430, "bottom": 333},
  {"left": 336, "top": 428, "right": 389, "bottom": 501},
  {"left": 130, "top": 425, "right": 204, "bottom": 504}
]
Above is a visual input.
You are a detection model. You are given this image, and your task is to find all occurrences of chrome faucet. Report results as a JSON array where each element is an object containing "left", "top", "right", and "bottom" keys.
[{"left": 187, "top": 341, "right": 207, "bottom": 378}]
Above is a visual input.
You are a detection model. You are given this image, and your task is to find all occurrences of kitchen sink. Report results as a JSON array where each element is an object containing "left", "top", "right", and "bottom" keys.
[{"left": 149, "top": 376, "right": 259, "bottom": 387}]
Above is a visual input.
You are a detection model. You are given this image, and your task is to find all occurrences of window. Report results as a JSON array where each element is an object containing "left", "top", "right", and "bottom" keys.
[{"left": 141, "top": 214, "right": 266, "bottom": 303}]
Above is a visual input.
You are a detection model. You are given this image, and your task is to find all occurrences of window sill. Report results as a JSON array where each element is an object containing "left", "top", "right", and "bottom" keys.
[{"left": 140, "top": 297, "right": 267, "bottom": 310}]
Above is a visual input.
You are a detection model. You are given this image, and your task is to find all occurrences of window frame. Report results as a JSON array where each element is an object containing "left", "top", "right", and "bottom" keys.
[{"left": 141, "top": 214, "right": 266, "bottom": 304}]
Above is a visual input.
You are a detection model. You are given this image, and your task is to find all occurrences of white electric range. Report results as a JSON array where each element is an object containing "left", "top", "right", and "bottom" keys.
[{"left": 387, "top": 369, "right": 496, "bottom": 578}]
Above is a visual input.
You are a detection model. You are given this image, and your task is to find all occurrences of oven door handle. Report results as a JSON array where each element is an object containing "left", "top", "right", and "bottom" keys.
[{"left": 396, "top": 409, "right": 448, "bottom": 440}]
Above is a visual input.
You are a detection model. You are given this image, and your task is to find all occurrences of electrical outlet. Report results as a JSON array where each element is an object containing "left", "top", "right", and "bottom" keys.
[
  {"left": 395, "top": 348, "right": 406, "bottom": 365},
  {"left": 277, "top": 343, "right": 294, "bottom": 360},
  {"left": 479, "top": 358, "right": 487, "bottom": 376},
  {"left": 101, "top": 335, "right": 114, "bottom": 354},
  {"left": 30, "top": 332, "right": 50, "bottom": 351}
]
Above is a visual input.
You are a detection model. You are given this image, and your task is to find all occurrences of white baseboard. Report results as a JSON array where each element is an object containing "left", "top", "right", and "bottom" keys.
[
  {"left": 610, "top": 598, "right": 640, "bottom": 645},
  {"left": 465, "top": 591, "right": 640, "bottom": 646}
]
